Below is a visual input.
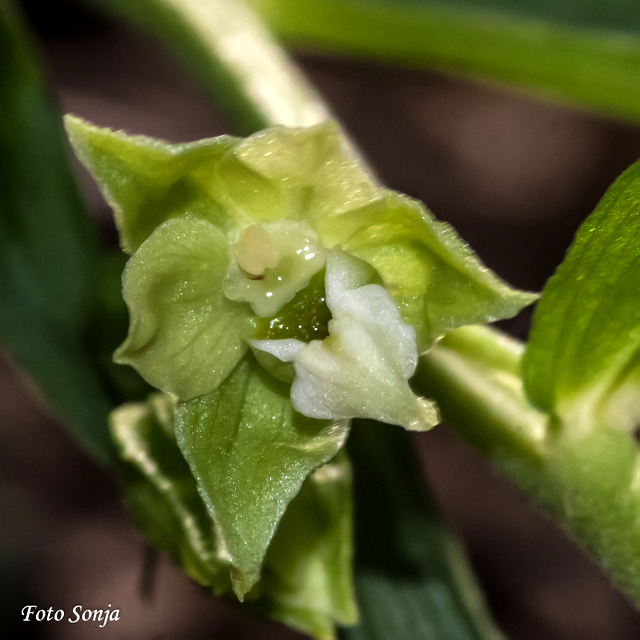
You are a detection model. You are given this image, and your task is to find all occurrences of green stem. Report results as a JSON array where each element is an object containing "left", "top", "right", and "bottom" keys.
[
  {"left": 84, "top": 0, "right": 377, "bottom": 180},
  {"left": 416, "top": 325, "right": 547, "bottom": 476},
  {"left": 86, "top": 0, "right": 329, "bottom": 134}
]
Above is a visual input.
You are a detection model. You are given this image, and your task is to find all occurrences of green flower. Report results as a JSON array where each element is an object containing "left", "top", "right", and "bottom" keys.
[{"left": 66, "top": 116, "right": 535, "bottom": 617}]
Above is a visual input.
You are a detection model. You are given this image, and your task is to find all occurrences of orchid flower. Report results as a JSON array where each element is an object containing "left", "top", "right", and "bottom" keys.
[{"left": 66, "top": 115, "right": 535, "bottom": 635}]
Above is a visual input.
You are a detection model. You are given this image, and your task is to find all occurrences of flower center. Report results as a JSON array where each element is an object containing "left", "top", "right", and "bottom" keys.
[
  {"left": 224, "top": 220, "right": 325, "bottom": 317},
  {"left": 235, "top": 225, "right": 281, "bottom": 279}
]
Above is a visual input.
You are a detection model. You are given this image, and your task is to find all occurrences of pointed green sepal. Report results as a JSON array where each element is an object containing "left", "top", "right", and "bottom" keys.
[
  {"left": 175, "top": 354, "right": 350, "bottom": 597},
  {"left": 65, "top": 115, "right": 239, "bottom": 253},
  {"left": 338, "top": 192, "right": 538, "bottom": 350}
]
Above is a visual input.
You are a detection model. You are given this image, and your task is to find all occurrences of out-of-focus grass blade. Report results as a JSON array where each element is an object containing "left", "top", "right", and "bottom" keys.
[
  {"left": 0, "top": 1, "right": 114, "bottom": 463},
  {"left": 341, "top": 421, "right": 503, "bottom": 640},
  {"left": 249, "top": 0, "right": 640, "bottom": 124}
]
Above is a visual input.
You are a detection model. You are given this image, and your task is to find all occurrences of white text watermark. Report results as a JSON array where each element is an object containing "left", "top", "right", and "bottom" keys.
[{"left": 21, "top": 605, "right": 120, "bottom": 628}]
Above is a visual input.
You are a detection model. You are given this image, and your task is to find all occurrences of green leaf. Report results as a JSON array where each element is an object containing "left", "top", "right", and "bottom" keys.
[
  {"left": 523, "top": 161, "right": 640, "bottom": 430},
  {"left": 0, "top": 2, "right": 114, "bottom": 462},
  {"left": 342, "top": 420, "right": 504, "bottom": 640},
  {"left": 65, "top": 115, "right": 239, "bottom": 254},
  {"left": 254, "top": 451, "right": 357, "bottom": 639},
  {"left": 518, "top": 161, "right": 640, "bottom": 603},
  {"left": 419, "top": 326, "right": 640, "bottom": 605},
  {"left": 175, "top": 354, "right": 349, "bottom": 597},
  {"left": 340, "top": 192, "right": 536, "bottom": 350},
  {"left": 249, "top": 0, "right": 640, "bottom": 125},
  {"left": 115, "top": 215, "right": 251, "bottom": 401},
  {"left": 214, "top": 122, "right": 379, "bottom": 229},
  {"left": 110, "top": 394, "right": 231, "bottom": 590}
]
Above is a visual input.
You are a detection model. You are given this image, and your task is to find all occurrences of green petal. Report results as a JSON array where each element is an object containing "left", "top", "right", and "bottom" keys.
[
  {"left": 115, "top": 215, "right": 250, "bottom": 400},
  {"left": 65, "top": 115, "right": 239, "bottom": 253},
  {"left": 175, "top": 354, "right": 350, "bottom": 598},
  {"left": 338, "top": 192, "right": 537, "bottom": 350},
  {"left": 213, "top": 122, "right": 379, "bottom": 227}
]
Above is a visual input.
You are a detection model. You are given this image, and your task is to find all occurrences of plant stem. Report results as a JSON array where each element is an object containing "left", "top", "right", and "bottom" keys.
[
  {"left": 87, "top": 0, "right": 329, "bottom": 134},
  {"left": 416, "top": 326, "right": 547, "bottom": 472}
]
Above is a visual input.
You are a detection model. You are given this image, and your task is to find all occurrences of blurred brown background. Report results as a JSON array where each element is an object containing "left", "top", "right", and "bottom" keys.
[{"left": 3, "top": 0, "right": 640, "bottom": 638}]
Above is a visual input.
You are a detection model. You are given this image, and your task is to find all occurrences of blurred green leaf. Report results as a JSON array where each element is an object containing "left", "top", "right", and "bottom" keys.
[
  {"left": 341, "top": 420, "right": 504, "bottom": 640},
  {"left": 249, "top": 0, "right": 640, "bottom": 124},
  {"left": 175, "top": 354, "right": 349, "bottom": 597},
  {"left": 523, "top": 161, "right": 640, "bottom": 431},
  {"left": 112, "top": 392, "right": 356, "bottom": 639},
  {"left": 0, "top": 1, "right": 113, "bottom": 462},
  {"left": 111, "top": 393, "right": 231, "bottom": 589}
]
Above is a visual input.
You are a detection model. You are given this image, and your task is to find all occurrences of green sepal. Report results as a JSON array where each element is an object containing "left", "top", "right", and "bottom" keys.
[
  {"left": 175, "top": 353, "right": 350, "bottom": 597},
  {"left": 64, "top": 115, "right": 239, "bottom": 253},
  {"left": 213, "top": 122, "right": 379, "bottom": 228},
  {"left": 110, "top": 393, "right": 231, "bottom": 590},
  {"left": 254, "top": 451, "right": 357, "bottom": 639},
  {"left": 115, "top": 215, "right": 251, "bottom": 400},
  {"left": 338, "top": 192, "right": 538, "bottom": 350},
  {"left": 524, "top": 161, "right": 640, "bottom": 432}
]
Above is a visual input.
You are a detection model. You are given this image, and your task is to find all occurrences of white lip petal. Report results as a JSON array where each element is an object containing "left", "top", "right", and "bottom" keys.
[
  {"left": 249, "top": 338, "right": 305, "bottom": 362},
  {"left": 252, "top": 250, "right": 439, "bottom": 431}
]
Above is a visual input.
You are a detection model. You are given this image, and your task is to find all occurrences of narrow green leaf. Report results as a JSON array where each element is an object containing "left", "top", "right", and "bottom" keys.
[
  {"left": 65, "top": 115, "right": 238, "bottom": 254},
  {"left": 340, "top": 193, "right": 537, "bottom": 350},
  {"left": 523, "top": 161, "right": 640, "bottom": 430},
  {"left": 175, "top": 354, "right": 349, "bottom": 597},
  {"left": 0, "top": 2, "right": 113, "bottom": 462},
  {"left": 115, "top": 215, "right": 251, "bottom": 401},
  {"left": 342, "top": 420, "right": 504, "bottom": 640},
  {"left": 249, "top": 0, "right": 640, "bottom": 125}
]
